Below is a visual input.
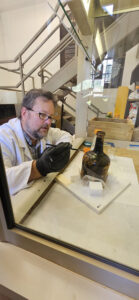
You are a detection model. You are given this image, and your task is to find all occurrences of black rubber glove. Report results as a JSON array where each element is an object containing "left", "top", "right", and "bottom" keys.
[{"left": 36, "top": 142, "right": 71, "bottom": 176}]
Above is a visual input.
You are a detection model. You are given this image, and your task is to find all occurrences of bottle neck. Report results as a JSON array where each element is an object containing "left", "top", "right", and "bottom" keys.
[{"left": 93, "top": 136, "right": 103, "bottom": 153}]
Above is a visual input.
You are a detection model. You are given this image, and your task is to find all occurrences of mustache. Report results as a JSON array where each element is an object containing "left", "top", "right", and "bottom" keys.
[{"left": 40, "top": 125, "right": 49, "bottom": 129}]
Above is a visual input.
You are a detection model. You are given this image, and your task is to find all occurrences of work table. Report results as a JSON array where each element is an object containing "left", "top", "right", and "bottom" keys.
[{"left": 10, "top": 141, "right": 139, "bottom": 274}]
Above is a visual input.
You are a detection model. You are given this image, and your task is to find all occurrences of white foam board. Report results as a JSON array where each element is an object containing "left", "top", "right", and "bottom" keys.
[{"left": 57, "top": 153, "right": 138, "bottom": 214}]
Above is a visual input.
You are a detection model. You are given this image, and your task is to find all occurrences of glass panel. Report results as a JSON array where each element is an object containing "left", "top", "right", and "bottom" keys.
[{"left": 0, "top": 0, "right": 139, "bottom": 275}]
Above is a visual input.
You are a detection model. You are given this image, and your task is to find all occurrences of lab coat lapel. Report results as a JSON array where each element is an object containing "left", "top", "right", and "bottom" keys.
[{"left": 14, "top": 118, "right": 32, "bottom": 160}]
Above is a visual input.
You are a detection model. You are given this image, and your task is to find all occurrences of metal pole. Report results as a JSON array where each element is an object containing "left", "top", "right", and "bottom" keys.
[
  {"left": 40, "top": 68, "right": 44, "bottom": 87},
  {"left": 61, "top": 102, "right": 64, "bottom": 130},
  {"left": 19, "top": 56, "right": 25, "bottom": 97}
]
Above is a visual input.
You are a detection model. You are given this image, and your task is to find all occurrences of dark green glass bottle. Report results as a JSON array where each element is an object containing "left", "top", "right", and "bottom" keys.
[{"left": 81, "top": 131, "right": 110, "bottom": 181}]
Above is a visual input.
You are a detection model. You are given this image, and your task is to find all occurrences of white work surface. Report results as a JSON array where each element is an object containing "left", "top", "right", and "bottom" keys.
[
  {"left": 10, "top": 137, "right": 139, "bottom": 273},
  {"left": 20, "top": 152, "right": 139, "bottom": 272}
]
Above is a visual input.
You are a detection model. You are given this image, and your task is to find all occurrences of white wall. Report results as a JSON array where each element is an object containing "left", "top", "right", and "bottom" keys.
[
  {"left": 0, "top": 1, "right": 59, "bottom": 58},
  {"left": 0, "top": 15, "right": 5, "bottom": 58},
  {"left": 122, "top": 44, "right": 139, "bottom": 87},
  {"left": 0, "top": 90, "right": 19, "bottom": 104},
  {"left": 0, "top": 0, "right": 60, "bottom": 103}
]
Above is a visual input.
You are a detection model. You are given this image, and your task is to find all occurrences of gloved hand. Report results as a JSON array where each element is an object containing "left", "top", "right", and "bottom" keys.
[{"left": 36, "top": 142, "right": 71, "bottom": 176}]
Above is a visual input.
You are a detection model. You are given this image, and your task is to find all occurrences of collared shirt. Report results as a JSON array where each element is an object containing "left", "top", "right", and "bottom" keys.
[{"left": 23, "top": 130, "right": 41, "bottom": 159}]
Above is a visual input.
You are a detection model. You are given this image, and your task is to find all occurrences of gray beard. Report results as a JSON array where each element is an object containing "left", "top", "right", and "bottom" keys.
[
  {"left": 25, "top": 126, "right": 48, "bottom": 140},
  {"left": 31, "top": 129, "right": 48, "bottom": 140}
]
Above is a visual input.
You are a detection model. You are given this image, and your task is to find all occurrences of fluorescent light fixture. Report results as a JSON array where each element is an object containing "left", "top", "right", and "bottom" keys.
[
  {"left": 95, "top": 29, "right": 103, "bottom": 58},
  {"left": 87, "top": 100, "right": 92, "bottom": 106},
  {"left": 102, "top": 4, "right": 114, "bottom": 16},
  {"left": 93, "top": 93, "right": 103, "bottom": 97},
  {"left": 82, "top": 0, "right": 91, "bottom": 15},
  {"left": 60, "top": 0, "right": 72, "bottom": 3}
]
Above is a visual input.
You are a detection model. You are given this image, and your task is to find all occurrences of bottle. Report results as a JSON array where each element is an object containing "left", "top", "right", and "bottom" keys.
[
  {"left": 81, "top": 131, "right": 110, "bottom": 182},
  {"left": 90, "top": 128, "right": 101, "bottom": 150}
]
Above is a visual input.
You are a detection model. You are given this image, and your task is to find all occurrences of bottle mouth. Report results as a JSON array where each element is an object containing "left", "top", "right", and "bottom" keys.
[
  {"left": 97, "top": 131, "right": 105, "bottom": 138},
  {"left": 94, "top": 128, "right": 102, "bottom": 135}
]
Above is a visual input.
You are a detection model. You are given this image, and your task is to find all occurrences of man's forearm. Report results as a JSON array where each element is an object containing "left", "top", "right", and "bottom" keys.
[{"left": 28, "top": 160, "right": 42, "bottom": 182}]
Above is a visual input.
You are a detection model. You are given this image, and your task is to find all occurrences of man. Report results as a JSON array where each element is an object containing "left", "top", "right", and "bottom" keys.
[{"left": 0, "top": 89, "right": 72, "bottom": 195}]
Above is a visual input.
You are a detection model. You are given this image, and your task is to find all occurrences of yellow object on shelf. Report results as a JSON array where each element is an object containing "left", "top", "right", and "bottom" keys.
[
  {"left": 106, "top": 112, "right": 113, "bottom": 118},
  {"left": 114, "top": 86, "right": 129, "bottom": 119}
]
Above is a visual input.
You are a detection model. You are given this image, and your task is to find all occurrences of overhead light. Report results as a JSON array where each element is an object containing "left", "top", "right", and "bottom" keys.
[
  {"left": 60, "top": 0, "right": 72, "bottom": 3},
  {"left": 95, "top": 29, "right": 103, "bottom": 58},
  {"left": 102, "top": 4, "right": 114, "bottom": 16},
  {"left": 93, "top": 93, "right": 103, "bottom": 97},
  {"left": 82, "top": 0, "right": 91, "bottom": 15},
  {"left": 87, "top": 100, "right": 92, "bottom": 106},
  {"left": 103, "top": 97, "right": 108, "bottom": 102}
]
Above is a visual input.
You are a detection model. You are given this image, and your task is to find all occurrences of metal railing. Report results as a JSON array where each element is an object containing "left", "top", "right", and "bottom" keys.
[
  {"left": 0, "top": 1, "right": 92, "bottom": 97},
  {"left": 0, "top": 3, "right": 71, "bottom": 95},
  {"left": 0, "top": 3, "right": 61, "bottom": 95}
]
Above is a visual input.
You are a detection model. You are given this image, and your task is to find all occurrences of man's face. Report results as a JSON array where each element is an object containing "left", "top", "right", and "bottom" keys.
[{"left": 21, "top": 96, "right": 55, "bottom": 140}]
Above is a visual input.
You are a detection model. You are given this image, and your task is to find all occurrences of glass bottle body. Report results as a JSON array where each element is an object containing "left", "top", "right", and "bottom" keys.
[{"left": 81, "top": 131, "right": 110, "bottom": 182}]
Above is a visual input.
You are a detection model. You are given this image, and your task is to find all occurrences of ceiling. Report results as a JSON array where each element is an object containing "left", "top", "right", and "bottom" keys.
[{"left": 0, "top": 0, "right": 46, "bottom": 12}]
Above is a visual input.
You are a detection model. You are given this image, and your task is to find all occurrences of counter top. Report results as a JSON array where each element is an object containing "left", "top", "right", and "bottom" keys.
[
  {"left": 10, "top": 144, "right": 139, "bottom": 273},
  {"left": 104, "top": 146, "right": 139, "bottom": 181}
]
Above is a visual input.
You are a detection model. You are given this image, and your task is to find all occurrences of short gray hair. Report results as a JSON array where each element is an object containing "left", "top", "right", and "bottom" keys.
[{"left": 19, "top": 89, "right": 56, "bottom": 118}]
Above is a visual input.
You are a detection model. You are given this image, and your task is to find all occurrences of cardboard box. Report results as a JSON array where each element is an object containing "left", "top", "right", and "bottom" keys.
[{"left": 88, "top": 118, "right": 134, "bottom": 141}]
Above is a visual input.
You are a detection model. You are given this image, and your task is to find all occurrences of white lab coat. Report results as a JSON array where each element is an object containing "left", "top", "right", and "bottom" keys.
[{"left": 0, "top": 118, "right": 72, "bottom": 195}]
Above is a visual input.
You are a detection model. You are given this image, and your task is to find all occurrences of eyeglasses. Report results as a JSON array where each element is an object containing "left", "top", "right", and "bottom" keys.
[{"left": 26, "top": 107, "right": 56, "bottom": 122}]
